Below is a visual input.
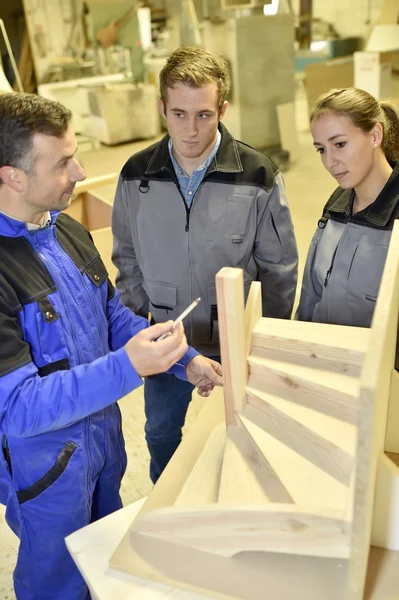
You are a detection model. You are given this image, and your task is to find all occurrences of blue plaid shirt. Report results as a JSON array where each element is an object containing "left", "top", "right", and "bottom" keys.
[{"left": 168, "top": 130, "right": 221, "bottom": 208}]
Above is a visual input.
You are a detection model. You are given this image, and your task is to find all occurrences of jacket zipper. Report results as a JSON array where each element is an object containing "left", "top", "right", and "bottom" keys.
[
  {"left": 324, "top": 246, "right": 338, "bottom": 287},
  {"left": 161, "top": 166, "right": 207, "bottom": 232},
  {"left": 55, "top": 235, "right": 108, "bottom": 356}
]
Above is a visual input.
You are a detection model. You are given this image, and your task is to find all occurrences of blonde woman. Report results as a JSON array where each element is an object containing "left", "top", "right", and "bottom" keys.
[{"left": 297, "top": 88, "right": 399, "bottom": 362}]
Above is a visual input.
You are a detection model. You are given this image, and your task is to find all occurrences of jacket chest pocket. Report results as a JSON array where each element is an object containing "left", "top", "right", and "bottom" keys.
[
  {"left": 21, "top": 295, "right": 69, "bottom": 371},
  {"left": 82, "top": 254, "right": 110, "bottom": 321},
  {"left": 224, "top": 195, "right": 253, "bottom": 242},
  {"left": 347, "top": 240, "right": 389, "bottom": 303},
  {"left": 83, "top": 254, "right": 108, "bottom": 289},
  {"left": 143, "top": 279, "right": 178, "bottom": 319}
]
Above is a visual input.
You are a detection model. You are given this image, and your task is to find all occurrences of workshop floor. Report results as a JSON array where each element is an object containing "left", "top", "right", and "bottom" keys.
[{"left": 0, "top": 85, "right": 336, "bottom": 598}]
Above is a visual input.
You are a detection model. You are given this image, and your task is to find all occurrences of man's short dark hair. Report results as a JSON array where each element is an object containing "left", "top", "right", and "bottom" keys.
[{"left": 0, "top": 93, "right": 72, "bottom": 178}]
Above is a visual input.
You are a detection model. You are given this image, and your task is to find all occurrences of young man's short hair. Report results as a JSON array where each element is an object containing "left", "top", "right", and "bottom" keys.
[{"left": 159, "top": 46, "right": 231, "bottom": 111}]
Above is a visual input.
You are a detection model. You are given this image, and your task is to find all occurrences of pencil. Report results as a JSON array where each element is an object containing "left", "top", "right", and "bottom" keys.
[{"left": 157, "top": 297, "right": 201, "bottom": 340}]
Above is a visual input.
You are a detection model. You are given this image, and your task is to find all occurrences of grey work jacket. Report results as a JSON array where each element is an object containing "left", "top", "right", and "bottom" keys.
[
  {"left": 297, "top": 164, "right": 399, "bottom": 346},
  {"left": 112, "top": 123, "right": 298, "bottom": 356}
]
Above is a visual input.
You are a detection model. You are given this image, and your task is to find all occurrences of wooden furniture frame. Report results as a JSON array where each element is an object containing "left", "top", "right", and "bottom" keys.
[{"left": 110, "top": 221, "right": 399, "bottom": 600}]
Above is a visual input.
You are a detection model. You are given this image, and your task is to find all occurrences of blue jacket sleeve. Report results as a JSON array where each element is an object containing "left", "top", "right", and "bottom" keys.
[{"left": 0, "top": 348, "right": 142, "bottom": 438}]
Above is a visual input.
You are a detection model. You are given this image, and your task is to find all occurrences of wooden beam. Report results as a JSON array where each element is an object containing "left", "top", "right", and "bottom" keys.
[
  {"left": 216, "top": 268, "right": 247, "bottom": 425},
  {"left": 349, "top": 221, "right": 399, "bottom": 600},
  {"left": 243, "top": 397, "right": 353, "bottom": 485},
  {"left": 247, "top": 354, "right": 359, "bottom": 424},
  {"left": 244, "top": 281, "right": 262, "bottom": 358},
  {"left": 174, "top": 423, "right": 226, "bottom": 507},
  {"left": 130, "top": 504, "right": 350, "bottom": 559},
  {"left": 371, "top": 453, "right": 399, "bottom": 551},
  {"left": 74, "top": 173, "right": 118, "bottom": 195},
  {"left": 218, "top": 423, "right": 293, "bottom": 505},
  {"left": 251, "top": 318, "right": 368, "bottom": 374},
  {"left": 385, "top": 370, "right": 399, "bottom": 453}
]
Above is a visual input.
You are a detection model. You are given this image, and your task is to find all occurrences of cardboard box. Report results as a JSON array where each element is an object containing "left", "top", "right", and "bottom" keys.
[
  {"left": 305, "top": 57, "right": 354, "bottom": 110},
  {"left": 354, "top": 52, "right": 392, "bottom": 99},
  {"left": 64, "top": 192, "right": 116, "bottom": 284}
]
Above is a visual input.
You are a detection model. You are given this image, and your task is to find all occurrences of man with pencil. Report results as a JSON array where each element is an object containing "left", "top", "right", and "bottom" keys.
[
  {"left": 112, "top": 46, "right": 298, "bottom": 483},
  {"left": 0, "top": 92, "right": 222, "bottom": 600}
]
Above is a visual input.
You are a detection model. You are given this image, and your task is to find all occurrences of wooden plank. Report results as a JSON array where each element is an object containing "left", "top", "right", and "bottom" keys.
[
  {"left": 384, "top": 370, "right": 399, "bottom": 453},
  {"left": 216, "top": 268, "right": 247, "bottom": 425},
  {"left": 248, "top": 355, "right": 359, "bottom": 424},
  {"left": 246, "top": 387, "right": 357, "bottom": 456},
  {"left": 348, "top": 221, "right": 399, "bottom": 600},
  {"left": 74, "top": 173, "right": 118, "bottom": 194},
  {"left": 244, "top": 281, "right": 262, "bottom": 358},
  {"left": 345, "top": 467, "right": 356, "bottom": 524},
  {"left": 243, "top": 398, "right": 353, "bottom": 485},
  {"left": 240, "top": 414, "right": 350, "bottom": 511},
  {"left": 218, "top": 428, "right": 271, "bottom": 505},
  {"left": 174, "top": 423, "right": 226, "bottom": 507},
  {"left": 252, "top": 318, "right": 368, "bottom": 373},
  {"left": 371, "top": 453, "right": 399, "bottom": 550},
  {"left": 218, "top": 423, "right": 293, "bottom": 505},
  {"left": 110, "top": 389, "right": 225, "bottom": 575},
  {"left": 130, "top": 504, "right": 350, "bottom": 559}
]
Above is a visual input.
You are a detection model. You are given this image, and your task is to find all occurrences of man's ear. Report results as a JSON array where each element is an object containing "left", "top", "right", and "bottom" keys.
[
  {"left": 0, "top": 166, "right": 24, "bottom": 192},
  {"left": 219, "top": 101, "right": 228, "bottom": 120},
  {"left": 158, "top": 98, "right": 166, "bottom": 119}
]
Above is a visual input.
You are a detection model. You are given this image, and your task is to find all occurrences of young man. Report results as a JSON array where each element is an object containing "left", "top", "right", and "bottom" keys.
[
  {"left": 0, "top": 92, "right": 222, "bottom": 600},
  {"left": 112, "top": 46, "right": 298, "bottom": 483}
]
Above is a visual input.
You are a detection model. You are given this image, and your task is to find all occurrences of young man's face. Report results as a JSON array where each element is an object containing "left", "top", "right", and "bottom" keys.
[
  {"left": 24, "top": 125, "right": 85, "bottom": 216},
  {"left": 158, "top": 82, "right": 228, "bottom": 169}
]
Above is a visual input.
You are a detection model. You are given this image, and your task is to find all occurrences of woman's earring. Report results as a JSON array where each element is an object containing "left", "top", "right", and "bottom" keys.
[{"left": 373, "top": 142, "right": 377, "bottom": 148}]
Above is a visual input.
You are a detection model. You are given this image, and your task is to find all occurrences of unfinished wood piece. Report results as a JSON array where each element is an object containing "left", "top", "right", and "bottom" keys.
[
  {"left": 371, "top": 453, "right": 399, "bottom": 550},
  {"left": 242, "top": 398, "right": 353, "bottom": 485},
  {"left": 246, "top": 387, "right": 356, "bottom": 456},
  {"left": 218, "top": 423, "right": 292, "bottom": 505},
  {"left": 74, "top": 173, "right": 118, "bottom": 194},
  {"left": 126, "top": 530, "right": 348, "bottom": 600},
  {"left": 252, "top": 318, "right": 368, "bottom": 375},
  {"left": 345, "top": 467, "right": 357, "bottom": 524},
  {"left": 174, "top": 423, "right": 226, "bottom": 507},
  {"left": 110, "top": 223, "right": 399, "bottom": 600},
  {"left": 349, "top": 221, "right": 399, "bottom": 600},
  {"left": 240, "top": 414, "right": 350, "bottom": 512},
  {"left": 244, "top": 281, "right": 262, "bottom": 357},
  {"left": 64, "top": 191, "right": 113, "bottom": 231},
  {"left": 216, "top": 268, "right": 247, "bottom": 424},
  {"left": 384, "top": 370, "right": 399, "bottom": 453},
  {"left": 248, "top": 354, "right": 359, "bottom": 424},
  {"left": 130, "top": 504, "right": 350, "bottom": 559},
  {"left": 110, "top": 388, "right": 226, "bottom": 574}
]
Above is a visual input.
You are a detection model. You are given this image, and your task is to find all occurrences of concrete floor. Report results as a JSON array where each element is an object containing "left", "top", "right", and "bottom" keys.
[{"left": 0, "top": 86, "right": 337, "bottom": 598}]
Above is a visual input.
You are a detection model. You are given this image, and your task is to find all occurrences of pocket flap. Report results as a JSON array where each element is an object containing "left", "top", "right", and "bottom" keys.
[
  {"left": 143, "top": 279, "right": 177, "bottom": 309},
  {"left": 84, "top": 255, "right": 108, "bottom": 287}
]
